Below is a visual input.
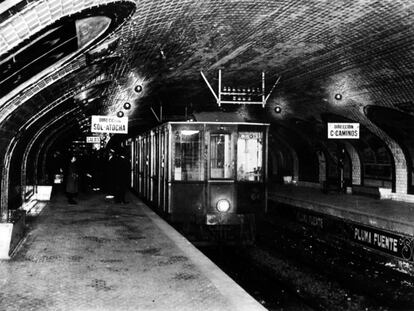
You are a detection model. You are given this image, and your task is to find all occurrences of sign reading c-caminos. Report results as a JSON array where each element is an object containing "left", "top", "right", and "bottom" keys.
[
  {"left": 328, "top": 122, "right": 359, "bottom": 139},
  {"left": 91, "top": 115, "right": 128, "bottom": 134}
]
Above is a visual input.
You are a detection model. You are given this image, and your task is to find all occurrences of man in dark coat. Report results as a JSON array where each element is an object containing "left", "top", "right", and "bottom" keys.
[
  {"left": 66, "top": 156, "right": 79, "bottom": 204},
  {"left": 106, "top": 149, "right": 117, "bottom": 196}
]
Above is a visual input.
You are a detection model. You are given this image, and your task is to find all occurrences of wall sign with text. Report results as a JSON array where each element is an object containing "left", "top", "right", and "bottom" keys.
[
  {"left": 328, "top": 122, "right": 359, "bottom": 139},
  {"left": 352, "top": 224, "right": 414, "bottom": 261}
]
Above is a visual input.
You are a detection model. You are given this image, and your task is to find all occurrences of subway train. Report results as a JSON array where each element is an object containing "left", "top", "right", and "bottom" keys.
[{"left": 128, "top": 119, "right": 269, "bottom": 242}]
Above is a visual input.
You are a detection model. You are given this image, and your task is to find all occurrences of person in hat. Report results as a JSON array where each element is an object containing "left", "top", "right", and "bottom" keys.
[
  {"left": 65, "top": 155, "right": 79, "bottom": 204},
  {"left": 105, "top": 148, "right": 117, "bottom": 197}
]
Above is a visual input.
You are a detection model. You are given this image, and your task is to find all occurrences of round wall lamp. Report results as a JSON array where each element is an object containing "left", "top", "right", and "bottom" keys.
[
  {"left": 117, "top": 111, "right": 124, "bottom": 118},
  {"left": 134, "top": 85, "right": 143, "bottom": 93},
  {"left": 123, "top": 102, "right": 131, "bottom": 110},
  {"left": 334, "top": 93, "right": 342, "bottom": 100},
  {"left": 274, "top": 106, "right": 282, "bottom": 113}
]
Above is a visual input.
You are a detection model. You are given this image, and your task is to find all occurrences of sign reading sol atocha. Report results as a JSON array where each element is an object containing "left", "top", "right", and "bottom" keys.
[{"left": 91, "top": 115, "right": 128, "bottom": 134}]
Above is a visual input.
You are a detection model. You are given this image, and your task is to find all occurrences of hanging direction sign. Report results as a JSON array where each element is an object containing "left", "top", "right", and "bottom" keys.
[
  {"left": 328, "top": 123, "right": 359, "bottom": 139},
  {"left": 86, "top": 136, "right": 100, "bottom": 143},
  {"left": 91, "top": 115, "right": 128, "bottom": 134}
]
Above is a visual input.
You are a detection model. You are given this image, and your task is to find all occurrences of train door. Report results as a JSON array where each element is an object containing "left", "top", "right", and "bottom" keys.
[
  {"left": 170, "top": 124, "right": 205, "bottom": 221},
  {"left": 166, "top": 124, "right": 172, "bottom": 214},
  {"left": 149, "top": 131, "right": 154, "bottom": 201},
  {"left": 159, "top": 129, "right": 165, "bottom": 212},
  {"left": 152, "top": 130, "right": 159, "bottom": 206},
  {"left": 134, "top": 137, "right": 141, "bottom": 193},
  {"left": 163, "top": 126, "right": 170, "bottom": 213},
  {"left": 134, "top": 138, "right": 141, "bottom": 193},
  {"left": 236, "top": 128, "right": 267, "bottom": 213},
  {"left": 158, "top": 127, "right": 168, "bottom": 212},
  {"left": 144, "top": 134, "right": 149, "bottom": 200},
  {"left": 130, "top": 141, "right": 135, "bottom": 189},
  {"left": 157, "top": 130, "right": 161, "bottom": 208},
  {"left": 138, "top": 136, "right": 143, "bottom": 196},
  {"left": 141, "top": 136, "right": 145, "bottom": 197},
  {"left": 207, "top": 126, "right": 237, "bottom": 217}
]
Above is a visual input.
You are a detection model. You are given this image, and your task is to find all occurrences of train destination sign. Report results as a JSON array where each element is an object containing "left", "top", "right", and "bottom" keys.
[
  {"left": 91, "top": 115, "right": 128, "bottom": 134},
  {"left": 86, "top": 136, "right": 100, "bottom": 143},
  {"left": 328, "top": 122, "right": 359, "bottom": 139}
]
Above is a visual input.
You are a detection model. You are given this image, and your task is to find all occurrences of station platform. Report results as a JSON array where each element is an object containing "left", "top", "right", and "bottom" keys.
[
  {"left": 269, "top": 184, "right": 414, "bottom": 237},
  {"left": 0, "top": 192, "right": 266, "bottom": 311}
]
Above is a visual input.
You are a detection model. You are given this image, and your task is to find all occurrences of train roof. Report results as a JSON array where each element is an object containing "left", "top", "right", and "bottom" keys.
[
  {"left": 166, "top": 121, "right": 270, "bottom": 126},
  {"left": 166, "top": 111, "right": 269, "bottom": 126},
  {"left": 193, "top": 112, "right": 249, "bottom": 122}
]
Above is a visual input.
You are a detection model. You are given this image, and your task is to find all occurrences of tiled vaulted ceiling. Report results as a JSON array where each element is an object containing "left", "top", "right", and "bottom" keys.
[
  {"left": 1, "top": 0, "right": 414, "bottom": 134},
  {"left": 107, "top": 0, "right": 414, "bottom": 130}
]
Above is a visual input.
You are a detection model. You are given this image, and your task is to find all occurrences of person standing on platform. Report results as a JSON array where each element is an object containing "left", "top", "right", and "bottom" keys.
[
  {"left": 105, "top": 148, "right": 117, "bottom": 197},
  {"left": 114, "top": 148, "right": 130, "bottom": 204},
  {"left": 66, "top": 155, "right": 79, "bottom": 204},
  {"left": 91, "top": 149, "right": 103, "bottom": 191}
]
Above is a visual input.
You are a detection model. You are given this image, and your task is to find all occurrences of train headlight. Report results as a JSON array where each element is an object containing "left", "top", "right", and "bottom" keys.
[{"left": 216, "top": 199, "right": 230, "bottom": 213}]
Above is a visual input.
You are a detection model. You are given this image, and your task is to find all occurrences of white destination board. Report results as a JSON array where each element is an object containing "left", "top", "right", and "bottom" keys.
[
  {"left": 86, "top": 136, "right": 100, "bottom": 143},
  {"left": 91, "top": 115, "right": 128, "bottom": 134},
  {"left": 328, "top": 123, "right": 359, "bottom": 139}
]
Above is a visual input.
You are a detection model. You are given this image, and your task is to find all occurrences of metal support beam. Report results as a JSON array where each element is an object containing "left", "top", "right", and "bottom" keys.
[
  {"left": 218, "top": 69, "right": 222, "bottom": 107},
  {"left": 200, "top": 71, "right": 219, "bottom": 103},
  {"left": 201, "top": 70, "right": 280, "bottom": 108},
  {"left": 262, "top": 72, "right": 265, "bottom": 107},
  {"left": 150, "top": 107, "right": 161, "bottom": 123},
  {"left": 265, "top": 76, "right": 281, "bottom": 102}
]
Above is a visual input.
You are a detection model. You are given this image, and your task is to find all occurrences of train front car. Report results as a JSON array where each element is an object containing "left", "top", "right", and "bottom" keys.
[
  {"left": 202, "top": 122, "right": 268, "bottom": 243},
  {"left": 131, "top": 121, "right": 269, "bottom": 243}
]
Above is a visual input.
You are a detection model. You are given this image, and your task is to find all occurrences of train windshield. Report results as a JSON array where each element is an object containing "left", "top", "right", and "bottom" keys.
[
  {"left": 174, "top": 130, "right": 204, "bottom": 181},
  {"left": 210, "top": 133, "right": 234, "bottom": 179},
  {"left": 237, "top": 132, "right": 263, "bottom": 181}
]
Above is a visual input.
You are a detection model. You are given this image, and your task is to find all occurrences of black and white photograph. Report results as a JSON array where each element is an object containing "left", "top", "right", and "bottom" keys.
[{"left": 0, "top": 0, "right": 413, "bottom": 310}]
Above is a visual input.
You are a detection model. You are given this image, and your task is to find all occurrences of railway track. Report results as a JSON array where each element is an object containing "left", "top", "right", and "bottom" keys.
[
  {"left": 252, "top": 210, "right": 414, "bottom": 310},
  {"left": 187, "top": 207, "right": 414, "bottom": 311}
]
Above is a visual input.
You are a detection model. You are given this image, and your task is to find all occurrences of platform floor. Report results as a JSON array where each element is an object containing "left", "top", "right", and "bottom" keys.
[
  {"left": 0, "top": 192, "right": 266, "bottom": 311},
  {"left": 269, "top": 184, "right": 414, "bottom": 236}
]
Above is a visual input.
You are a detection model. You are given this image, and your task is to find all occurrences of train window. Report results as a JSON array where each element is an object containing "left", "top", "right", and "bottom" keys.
[
  {"left": 210, "top": 133, "right": 234, "bottom": 179},
  {"left": 237, "top": 132, "right": 263, "bottom": 181},
  {"left": 174, "top": 130, "right": 204, "bottom": 181}
]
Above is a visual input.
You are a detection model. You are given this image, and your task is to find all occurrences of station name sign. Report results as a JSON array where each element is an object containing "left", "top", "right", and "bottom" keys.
[
  {"left": 91, "top": 115, "right": 128, "bottom": 134},
  {"left": 328, "top": 123, "right": 359, "bottom": 139},
  {"left": 353, "top": 225, "right": 400, "bottom": 256}
]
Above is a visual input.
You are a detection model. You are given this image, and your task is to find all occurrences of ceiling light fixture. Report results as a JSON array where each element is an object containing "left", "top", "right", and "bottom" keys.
[{"left": 134, "top": 85, "right": 143, "bottom": 93}]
